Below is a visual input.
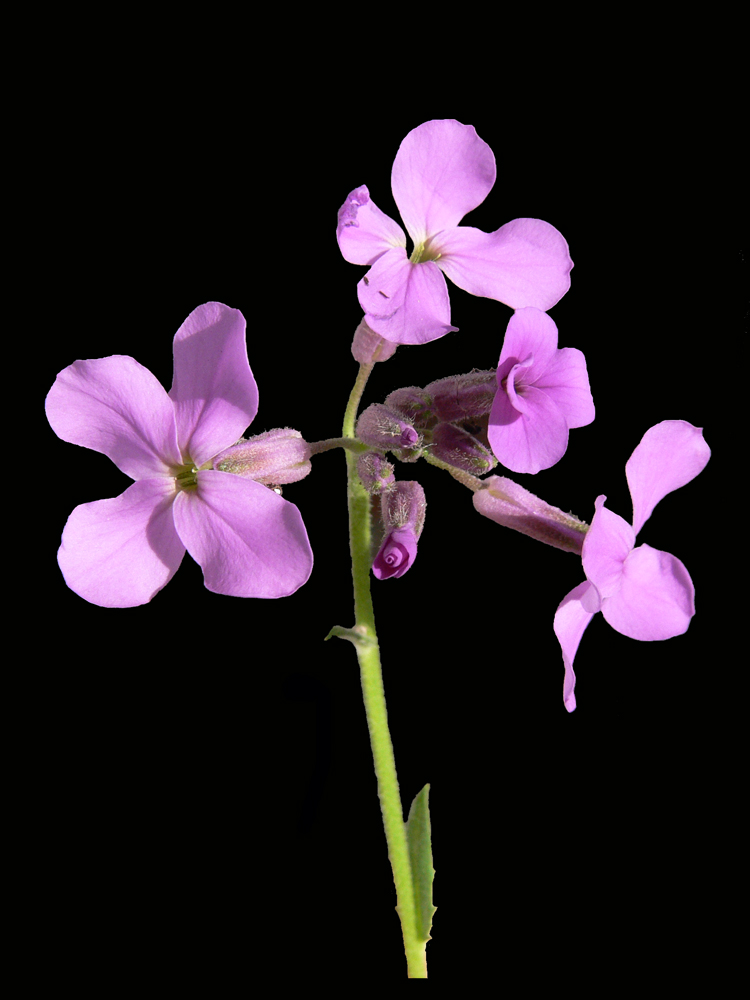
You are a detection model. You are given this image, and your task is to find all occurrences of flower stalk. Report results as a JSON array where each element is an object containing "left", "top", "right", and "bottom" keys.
[{"left": 332, "top": 362, "right": 428, "bottom": 978}]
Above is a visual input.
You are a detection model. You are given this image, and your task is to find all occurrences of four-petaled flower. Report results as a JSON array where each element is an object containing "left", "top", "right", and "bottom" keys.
[
  {"left": 553, "top": 421, "right": 710, "bottom": 711},
  {"left": 46, "top": 302, "right": 314, "bottom": 607},
  {"left": 488, "top": 307, "right": 594, "bottom": 474},
  {"left": 336, "top": 119, "right": 573, "bottom": 346}
]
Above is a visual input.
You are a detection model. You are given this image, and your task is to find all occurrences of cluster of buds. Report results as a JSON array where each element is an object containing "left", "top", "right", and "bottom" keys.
[
  {"left": 356, "top": 454, "right": 426, "bottom": 579},
  {"left": 385, "top": 371, "right": 498, "bottom": 475}
]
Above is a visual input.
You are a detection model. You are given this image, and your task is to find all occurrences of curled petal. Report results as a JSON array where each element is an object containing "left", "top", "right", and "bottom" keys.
[
  {"left": 358, "top": 249, "right": 457, "bottom": 345},
  {"left": 601, "top": 543, "right": 695, "bottom": 640},
  {"left": 372, "top": 527, "right": 418, "bottom": 580},
  {"left": 169, "top": 302, "right": 259, "bottom": 467},
  {"left": 626, "top": 421, "right": 711, "bottom": 536},
  {"left": 45, "top": 355, "right": 182, "bottom": 480},
  {"left": 581, "top": 496, "right": 635, "bottom": 599},
  {"left": 336, "top": 185, "right": 406, "bottom": 265},
  {"left": 553, "top": 580, "right": 601, "bottom": 712},
  {"left": 172, "top": 471, "right": 313, "bottom": 598},
  {"left": 57, "top": 478, "right": 185, "bottom": 608},
  {"left": 439, "top": 218, "right": 572, "bottom": 310},
  {"left": 391, "top": 120, "right": 496, "bottom": 244}
]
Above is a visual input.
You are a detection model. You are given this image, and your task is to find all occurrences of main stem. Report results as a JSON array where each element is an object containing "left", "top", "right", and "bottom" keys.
[{"left": 342, "top": 363, "right": 427, "bottom": 979}]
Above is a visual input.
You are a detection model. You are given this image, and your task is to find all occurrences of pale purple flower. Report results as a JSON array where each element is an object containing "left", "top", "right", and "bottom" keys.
[
  {"left": 554, "top": 421, "right": 710, "bottom": 712},
  {"left": 45, "top": 302, "right": 313, "bottom": 607},
  {"left": 336, "top": 119, "right": 573, "bottom": 346},
  {"left": 488, "top": 307, "right": 594, "bottom": 474}
]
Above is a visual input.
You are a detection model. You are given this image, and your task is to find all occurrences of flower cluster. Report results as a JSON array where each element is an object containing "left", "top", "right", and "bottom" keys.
[{"left": 47, "top": 120, "right": 708, "bottom": 719}]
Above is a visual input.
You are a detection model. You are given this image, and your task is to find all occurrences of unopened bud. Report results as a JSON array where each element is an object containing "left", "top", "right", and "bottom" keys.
[
  {"left": 357, "top": 452, "right": 396, "bottom": 494},
  {"left": 213, "top": 428, "right": 312, "bottom": 484},
  {"left": 473, "top": 476, "right": 588, "bottom": 554},
  {"left": 431, "top": 423, "right": 497, "bottom": 475},
  {"left": 383, "top": 386, "right": 437, "bottom": 430},
  {"left": 373, "top": 481, "right": 427, "bottom": 580},
  {"left": 356, "top": 403, "right": 421, "bottom": 454},
  {"left": 351, "top": 318, "right": 398, "bottom": 364},
  {"left": 381, "top": 481, "right": 426, "bottom": 537},
  {"left": 424, "top": 371, "right": 497, "bottom": 422}
]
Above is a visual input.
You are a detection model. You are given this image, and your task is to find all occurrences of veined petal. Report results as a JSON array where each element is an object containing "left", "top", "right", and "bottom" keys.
[
  {"left": 438, "top": 219, "right": 572, "bottom": 310},
  {"left": 46, "top": 355, "right": 182, "bottom": 480},
  {"left": 391, "top": 120, "right": 496, "bottom": 244},
  {"left": 336, "top": 185, "right": 406, "bottom": 265},
  {"left": 358, "top": 249, "right": 458, "bottom": 345},
  {"left": 601, "top": 543, "right": 695, "bottom": 640},
  {"left": 626, "top": 421, "right": 711, "bottom": 537},
  {"left": 553, "top": 580, "right": 601, "bottom": 712},
  {"left": 172, "top": 471, "right": 313, "bottom": 598},
  {"left": 582, "top": 496, "right": 635, "bottom": 599},
  {"left": 57, "top": 478, "right": 184, "bottom": 608},
  {"left": 488, "top": 381, "right": 569, "bottom": 474},
  {"left": 497, "top": 307, "right": 559, "bottom": 376},
  {"left": 169, "top": 303, "right": 259, "bottom": 467}
]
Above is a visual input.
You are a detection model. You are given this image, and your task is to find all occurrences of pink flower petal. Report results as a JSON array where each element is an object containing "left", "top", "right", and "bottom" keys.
[
  {"left": 391, "top": 120, "right": 496, "bottom": 244},
  {"left": 535, "top": 347, "right": 595, "bottom": 429},
  {"left": 172, "top": 471, "right": 313, "bottom": 598},
  {"left": 45, "top": 356, "right": 182, "bottom": 480},
  {"left": 581, "top": 496, "right": 635, "bottom": 599},
  {"left": 439, "top": 218, "right": 572, "bottom": 310},
  {"left": 57, "top": 479, "right": 185, "bottom": 608},
  {"left": 497, "top": 307, "right": 559, "bottom": 378},
  {"left": 601, "top": 543, "right": 695, "bottom": 640},
  {"left": 357, "top": 248, "right": 458, "bottom": 345},
  {"left": 553, "top": 580, "right": 601, "bottom": 713},
  {"left": 169, "top": 302, "right": 259, "bottom": 467},
  {"left": 626, "top": 420, "right": 711, "bottom": 536},
  {"left": 488, "top": 379, "right": 570, "bottom": 474},
  {"left": 336, "top": 185, "right": 406, "bottom": 265}
]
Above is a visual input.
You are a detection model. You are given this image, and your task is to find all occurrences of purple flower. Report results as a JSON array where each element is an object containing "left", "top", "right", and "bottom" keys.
[
  {"left": 488, "top": 307, "right": 594, "bottom": 474},
  {"left": 45, "top": 302, "right": 314, "bottom": 607},
  {"left": 336, "top": 119, "right": 573, "bottom": 346},
  {"left": 553, "top": 421, "right": 710, "bottom": 711}
]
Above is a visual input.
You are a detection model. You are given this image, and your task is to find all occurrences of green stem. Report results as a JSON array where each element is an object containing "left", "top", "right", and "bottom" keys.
[
  {"left": 340, "top": 363, "right": 428, "bottom": 979},
  {"left": 307, "top": 436, "right": 368, "bottom": 456}
]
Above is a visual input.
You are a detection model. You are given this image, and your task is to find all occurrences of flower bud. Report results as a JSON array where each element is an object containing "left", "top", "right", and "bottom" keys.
[
  {"left": 473, "top": 476, "right": 588, "bottom": 554},
  {"left": 356, "top": 403, "right": 421, "bottom": 454},
  {"left": 212, "top": 428, "right": 312, "bottom": 484},
  {"left": 373, "top": 481, "right": 427, "bottom": 580},
  {"left": 431, "top": 422, "right": 497, "bottom": 475},
  {"left": 357, "top": 452, "right": 396, "bottom": 494},
  {"left": 423, "top": 370, "right": 497, "bottom": 422},
  {"left": 351, "top": 318, "right": 398, "bottom": 364},
  {"left": 383, "top": 386, "right": 437, "bottom": 430},
  {"left": 381, "top": 481, "right": 426, "bottom": 536}
]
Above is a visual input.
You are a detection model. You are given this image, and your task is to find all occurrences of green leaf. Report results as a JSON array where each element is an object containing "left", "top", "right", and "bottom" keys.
[
  {"left": 405, "top": 783, "right": 436, "bottom": 943},
  {"left": 323, "top": 624, "right": 376, "bottom": 647}
]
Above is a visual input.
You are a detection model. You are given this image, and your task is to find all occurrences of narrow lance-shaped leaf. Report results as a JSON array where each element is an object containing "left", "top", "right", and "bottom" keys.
[{"left": 405, "top": 784, "right": 437, "bottom": 943}]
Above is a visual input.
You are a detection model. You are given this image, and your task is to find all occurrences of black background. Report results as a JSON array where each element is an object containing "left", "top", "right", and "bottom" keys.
[{"left": 32, "top": 85, "right": 738, "bottom": 986}]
